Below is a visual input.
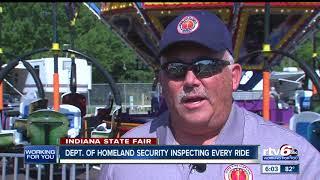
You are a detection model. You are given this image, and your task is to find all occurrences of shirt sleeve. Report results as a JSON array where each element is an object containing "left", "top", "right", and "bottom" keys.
[{"left": 297, "top": 141, "right": 320, "bottom": 179}]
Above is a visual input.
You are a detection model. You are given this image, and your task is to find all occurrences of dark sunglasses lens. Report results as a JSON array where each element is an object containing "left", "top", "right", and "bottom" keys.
[
  {"left": 166, "top": 63, "right": 187, "bottom": 78},
  {"left": 194, "top": 60, "right": 227, "bottom": 78}
]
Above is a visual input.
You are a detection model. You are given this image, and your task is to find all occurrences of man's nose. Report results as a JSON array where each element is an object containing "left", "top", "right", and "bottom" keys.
[{"left": 183, "top": 70, "right": 201, "bottom": 88}]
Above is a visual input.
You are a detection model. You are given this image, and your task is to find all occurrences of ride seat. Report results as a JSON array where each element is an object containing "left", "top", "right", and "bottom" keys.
[
  {"left": 59, "top": 104, "right": 82, "bottom": 138},
  {"left": 294, "top": 90, "right": 313, "bottom": 113},
  {"left": 61, "top": 92, "right": 87, "bottom": 117},
  {"left": 289, "top": 111, "right": 320, "bottom": 140},
  {"left": 308, "top": 120, "right": 320, "bottom": 151}
]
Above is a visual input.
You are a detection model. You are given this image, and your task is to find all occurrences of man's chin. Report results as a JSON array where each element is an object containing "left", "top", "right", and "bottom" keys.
[{"left": 178, "top": 111, "right": 210, "bottom": 124}]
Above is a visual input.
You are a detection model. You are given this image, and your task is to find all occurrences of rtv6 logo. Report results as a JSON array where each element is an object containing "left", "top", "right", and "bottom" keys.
[
  {"left": 279, "top": 144, "right": 298, "bottom": 156},
  {"left": 263, "top": 144, "right": 298, "bottom": 157}
]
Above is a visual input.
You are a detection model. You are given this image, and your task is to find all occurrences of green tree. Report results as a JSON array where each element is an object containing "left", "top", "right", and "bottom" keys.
[
  {"left": 0, "top": 2, "right": 154, "bottom": 83},
  {"left": 294, "top": 33, "right": 320, "bottom": 67}
]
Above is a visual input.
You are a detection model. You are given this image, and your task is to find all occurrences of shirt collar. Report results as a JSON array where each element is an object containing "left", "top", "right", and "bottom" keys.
[
  {"left": 151, "top": 111, "right": 177, "bottom": 145},
  {"left": 155, "top": 102, "right": 245, "bottom": 145},
  {"left": 214, "top": 102, "right": 245, "bottom": 145}
]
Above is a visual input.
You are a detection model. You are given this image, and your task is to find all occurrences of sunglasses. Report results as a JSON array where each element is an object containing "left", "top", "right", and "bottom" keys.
[{"left": 161, "top": 57, "right": 230, "bottom": 79}]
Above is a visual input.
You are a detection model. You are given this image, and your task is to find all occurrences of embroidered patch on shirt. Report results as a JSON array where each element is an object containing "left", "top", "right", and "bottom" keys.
[{"left": 224, "top": 164, "right": 253, "bottom": 180}]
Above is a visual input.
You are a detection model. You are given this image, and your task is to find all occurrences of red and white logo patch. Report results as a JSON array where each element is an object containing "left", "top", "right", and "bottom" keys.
[
  {"left": 224, "top": 164, "right": 253, "bottom": 180},
  {"left": 177, "top": 16, "right": 199, "bottom": 34}
]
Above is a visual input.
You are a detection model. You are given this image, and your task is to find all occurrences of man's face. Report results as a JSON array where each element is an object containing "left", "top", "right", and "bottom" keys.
[{"left": 159, "top": 43, "right": 242, "bottom": 132}]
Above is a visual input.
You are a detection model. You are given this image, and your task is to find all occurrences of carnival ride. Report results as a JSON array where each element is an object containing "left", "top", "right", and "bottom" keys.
[
  {"left": 88, "top": 2, "right": 320, "bottom": 147},
  {"left": 0, "top": 3, "right": 122, "bottom": 179},
  {"left": 0, "top": 2, "right": 319, "bottom": 179}
]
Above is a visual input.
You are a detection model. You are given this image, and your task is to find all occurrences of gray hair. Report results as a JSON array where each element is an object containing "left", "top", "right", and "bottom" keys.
[{"left": 221, "top": 50, "right": 234, "bottom": 64}]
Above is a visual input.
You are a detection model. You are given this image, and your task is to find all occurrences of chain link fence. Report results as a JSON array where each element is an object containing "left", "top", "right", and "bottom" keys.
[
  {"left": 3, "top": 83, "right": 160, "bottom": 115},
  {"left": 86, "top": 83, "right": 160, "bottom": 114}
]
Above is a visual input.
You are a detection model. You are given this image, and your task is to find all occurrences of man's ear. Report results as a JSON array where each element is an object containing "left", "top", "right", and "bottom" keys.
[{"left": 230, "top": 64, "right": 242, "bottom": 91}]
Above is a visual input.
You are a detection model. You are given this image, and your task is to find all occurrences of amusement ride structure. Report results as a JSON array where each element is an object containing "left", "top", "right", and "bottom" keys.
[
  {"left": 0, "top": 2, "right": 319, "bottom": 179},
  {"left": 88, "top": 2, "right": 320, "bottom": 133}
]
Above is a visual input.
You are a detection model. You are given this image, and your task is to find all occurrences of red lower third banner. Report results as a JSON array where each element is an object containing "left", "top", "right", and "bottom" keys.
[{"left": 60, "top": 138, "right": 158, "bottom": 145}]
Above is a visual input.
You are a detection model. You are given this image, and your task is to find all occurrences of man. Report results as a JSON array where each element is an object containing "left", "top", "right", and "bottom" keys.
[{"left": 100, "top": 10, "right": 320, "bottom": 179}]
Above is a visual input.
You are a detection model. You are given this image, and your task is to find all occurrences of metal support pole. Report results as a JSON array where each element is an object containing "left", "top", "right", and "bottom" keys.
[
  {"left": 70, "top": 164, "right": 76, "bottom": 180},
  {"left": 52, "top": 2, "right": 60, "bottom": 111},
  {"left": 312, "top": 32, "right": 318, "bottom": 94},
  {"left": 86, "top": 164, "right": 90, "bottom": 180},
  {"left": 49, "top": 164, "right": 54, "bottom": 180},
  {"left": 262, "top": 2, "right": 271, "bottom": 120},
  {"left": 0, "top": 5, "right": 4, "bottom": 112},
  {"left": 62, "top": 164, "right": 66, "bottom": 180},
  {"left": 37, "top": 165, "right": 42, "bottom": 180},
  {"left": 25, "top": 164, "right": 30, "bottom": 180},
  {"left": 2, "top": 157, "right": 6, "bottom": 180},
  {"left": 13, "top": 157, "right": 18, "bottom": 180}
]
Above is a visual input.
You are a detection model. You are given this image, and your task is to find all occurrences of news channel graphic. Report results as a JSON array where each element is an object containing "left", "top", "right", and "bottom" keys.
[
  {"left": 262, "top": 144, "right": 299, "bottom": 161},
  {"left": 23, "top": 138, "right": 259, "bottom": 164},
  {"left": 59, "top": 138, "right": 158, "bottom": 145},
  {"left": 24, "top": 138, "right": 156, "bottom": 164},
  {"left": 24, "top": 145, "right": 57, "bottom": 164},
  {"left": 58, "top": 145, "right": 259, "bottom": 164},
  {"left": 261, "top": 164, "right": 299, "bottom": 174}
]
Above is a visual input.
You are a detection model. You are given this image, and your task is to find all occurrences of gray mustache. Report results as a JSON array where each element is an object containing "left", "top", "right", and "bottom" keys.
[{"left": 177, "top": 87, "right": 209, "bottom": 102}]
